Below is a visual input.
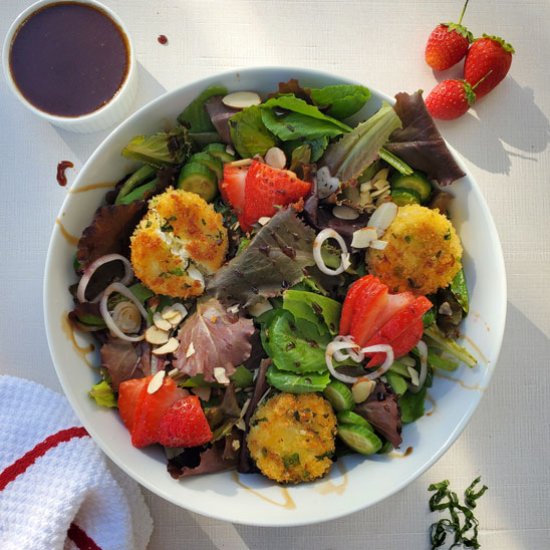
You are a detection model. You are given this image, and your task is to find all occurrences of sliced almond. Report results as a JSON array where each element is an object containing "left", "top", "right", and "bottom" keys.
[
  {"left": 351, "top": 227, "right": 378, "bottom": 248},
  {"left": 153, "top": 311, "right": 172, "bottom": 332},
  {"left": 213, "top": 367, "right": 230, "bottom": 385},
  {"left": 332, "top": 205, "right": 360, "bottom": 220},
  {"left": 227, "top": 304, "right": 240, "bottom": 314},
  {"left": 185, "top": 342, "right": 195, "bottom": 358},
  {"left": 228, "top": 158, "right": 253, "bottom": 168},
  {"left": 352, "top": 378, "right": 376, "bottom": 404},
  {"left": 257, "top": 216, "right": 271, "bottom": 226},
  {"left": 370, "top": 239, "right": 388, "bottom": 250},
  {"left": 222, "top": 91, "right": 261, "bottom": 109},
  {"left": 372, "top": 168, "right": 389, "bottom": 183},
  {"left": 152, "top": 337, "right": 179, "bottom": 356},
  {"left": 231, "top": 439, "right": 241, "bottom": 451},
  {"left": 226, "top": 145, "right": 235, "bottom": 156},
  {"left": 147, "top": 370, "right": 166, "bottom": 394},
  {"left": 145, "top": 325, "right": 169, "bottom": 345},
  {"left": 235, "top": 418, "right": 246, "bottom": 431},
  {"left": 264, "top": 147, "right": 286, "bottom": 169}
]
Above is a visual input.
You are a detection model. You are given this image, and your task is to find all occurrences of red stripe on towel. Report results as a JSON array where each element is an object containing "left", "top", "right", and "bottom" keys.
[
  {"left": 0, "top": 426, "right": 89, "bottom": 491},
  {"left": 68, "top": 522, "right": 103, "bottom": 550}
]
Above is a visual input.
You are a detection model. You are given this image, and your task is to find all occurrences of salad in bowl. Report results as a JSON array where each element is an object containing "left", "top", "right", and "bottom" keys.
[{"left": 45, "top": 68, "right": 506, "bottom": 525}]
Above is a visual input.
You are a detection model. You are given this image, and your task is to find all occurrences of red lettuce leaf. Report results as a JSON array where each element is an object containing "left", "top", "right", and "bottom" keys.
[
  {"left": 385, "top": 91, "right": 465, "bottom": 186},
  {"left": 173, "top": 298, "right": 255, "bottom": 382},
  {"left": 76, "top": 201, "right": 146, "bottom": 270},
  {"left": 354, "top": 381, "right": 402, "bottom": 448},
  {"left": 207, "top": 208, "right": 316, "bottom": 307}
]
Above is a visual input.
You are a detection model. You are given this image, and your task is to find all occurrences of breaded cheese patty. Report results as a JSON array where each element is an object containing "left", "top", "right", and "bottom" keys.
[
  {"left": 368, "top": 204, "right": 462, "bottom": 295},
  {"left": 247, "top": 393, "right": 337, "bottom": 484},
  {"left": 130, "top": 188, "right": 227, "bottom": 298}
]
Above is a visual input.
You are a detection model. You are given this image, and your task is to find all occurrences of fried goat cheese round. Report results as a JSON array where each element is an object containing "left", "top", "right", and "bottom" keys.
[
  {"left": 130, "top": 188, "right": 228, "bottom": 298},
  {"left": 247, "top": 393, "right": 337, "bottom": 484},
  {"left": 368, "top": 204, "right": 463, "bottom": 295}
]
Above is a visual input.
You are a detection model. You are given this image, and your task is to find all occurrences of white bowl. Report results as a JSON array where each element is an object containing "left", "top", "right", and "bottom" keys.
[
  {"left": 3, "top": 0, "right": 138, "bottom": 133},
  {"left": 44, "top": 67, "right": 506, "bottom": 526}
]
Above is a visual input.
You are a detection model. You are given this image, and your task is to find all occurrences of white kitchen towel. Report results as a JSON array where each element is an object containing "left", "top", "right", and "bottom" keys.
[{"left": 0, "top": 375, "right": 153, "bottom": 550}]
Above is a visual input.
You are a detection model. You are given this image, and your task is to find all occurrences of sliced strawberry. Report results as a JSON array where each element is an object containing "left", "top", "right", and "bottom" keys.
[
  {"left": 349, "top": 282, "right": 389, "bottom": 346},
  {"left": 219, "top": 163, "right": 247, "bottom": 213},
  {"left": 363, "top": 296, "right": 433, "bottom": 366},
  {"left": 158, "top": 395, "right": 213, "bottom": 448},
  {"left": 118, "top": 376, "right": 149, "bottom": 432},
  {"left": 131, "top": 376, "right": 187, "bottom": 448},
  {"left": 339, "top": 276, "right": 376, "bottom": 336},
  {"left": 239, "top": 160, "right": 311, "bottom": 231}
]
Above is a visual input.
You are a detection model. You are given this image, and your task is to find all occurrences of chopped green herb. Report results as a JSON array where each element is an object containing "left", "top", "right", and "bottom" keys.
[{"left": 428, "top": 477, "right": 488, "bottom": 549}]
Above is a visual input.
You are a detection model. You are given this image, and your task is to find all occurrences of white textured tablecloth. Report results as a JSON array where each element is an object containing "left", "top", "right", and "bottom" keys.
[{"left": 1, "top": 0, "right": 549, "bottom": 548}]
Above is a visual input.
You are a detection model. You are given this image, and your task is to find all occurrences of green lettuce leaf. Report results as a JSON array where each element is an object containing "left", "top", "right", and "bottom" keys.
[
  {"left": 177, "top": 85, "right": 228, "bottom": 132},
  {"left": 122, "top": 126, "right": 192, "bottom": 168},
  {"left": 228, "top": 105, "right": 277, "bottom": 158},
  {"left": 266, "top": 365, "right": 330, "bottom": 393},
  {"left": 322, "top": 102, "right": 402, "bottom": 182},
  {"left": 399, "top": 386, "right": 426, "bottom": 424},
  {"left": 310, "top": 84, "right": 371, "bottom": 119},
  {"left": 282, "top": 289, "right": 341, "bottom": 336},
  {"left": 260, "top": 95, "right": 351, "bottom": 142},
  {"left": 450, "top": 268, "right": 469, "bottom": 313},
  {"left": 89, "top": 380, "right": 117, "bottom": 408}
]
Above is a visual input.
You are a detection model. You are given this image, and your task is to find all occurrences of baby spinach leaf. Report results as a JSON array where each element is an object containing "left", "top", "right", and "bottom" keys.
[
  {"left": 282, "top": 289, "right": 341, "bottom": 336},
  {"left": 264, "top": 310, "right": 330, "bottom": 374},
  {"left": 228, "top": 105, "right": 277, "bottom": 158},
  {"left": 310, "top": 84, "right": 371, "bottom": 120},
  {"left": 266, "top": 366, "right": 331, "bottom": 393},
  {"left": 399, "top": 386, "right": 427, "bottom": 424},
  {"left": 261, "top": 108, "right": 347, "bottom": 141},
  {"left": 262, "top": 95, "right": 352, "bottom": 132}
]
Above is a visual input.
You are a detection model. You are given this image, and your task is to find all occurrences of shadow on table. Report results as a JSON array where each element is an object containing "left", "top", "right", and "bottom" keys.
[
  {"left": 433, "top": 77, "right": 550, "bottom": 175},
  {"left": 53, "top": 63, "right": 167, "bottom": 163}
]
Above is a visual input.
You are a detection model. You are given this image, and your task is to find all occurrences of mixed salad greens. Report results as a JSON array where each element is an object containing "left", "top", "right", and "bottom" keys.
[{"left": 70, "top": 78, "right": 477, "bottom": 484}]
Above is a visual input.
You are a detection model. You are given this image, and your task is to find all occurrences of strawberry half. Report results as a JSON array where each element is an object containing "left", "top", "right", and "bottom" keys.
[
  {"left": 118, "top": 377, "right": 147, "bottom": 432},
  {"left": 363, "top": 296, "right": 433, "bottom": 366},
  {"left": 239, "top": 160, "right": 311, "bottom": 231},
  {"left": 219, "top": 163, "right": 247, "bottom": 214},
  {"left": 158, "top": 395, "right": 213, "bottom": 448},
  {"left": 119, "top": 375, "right": 188, "bottom": 448}
]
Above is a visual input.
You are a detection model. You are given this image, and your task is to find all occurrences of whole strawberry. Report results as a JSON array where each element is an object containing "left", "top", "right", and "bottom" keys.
[
  {"left": 464, "top": 34, "right": 514, "bottom": 98},
  {"left": 425, "top": 80, "right": 476, "bottom": 120},
  {"left": 425, "top": 0, "right": 473, "bottom": 70}
]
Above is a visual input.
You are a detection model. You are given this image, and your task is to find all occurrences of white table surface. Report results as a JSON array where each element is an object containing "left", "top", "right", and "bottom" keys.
[{"left": 1, "top": 0, "right": 549, "bottom": 548}]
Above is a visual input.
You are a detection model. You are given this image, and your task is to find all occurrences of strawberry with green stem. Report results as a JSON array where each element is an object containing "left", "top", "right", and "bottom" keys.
[
  {"left": 464, "top": 35, "right": 515, "bottom": 98},
  {"left": 425, "top": 71, "right": 493, "bottom": 120},
  {"left": 425, "top": 0, "right": 473, "bottom": 71}
]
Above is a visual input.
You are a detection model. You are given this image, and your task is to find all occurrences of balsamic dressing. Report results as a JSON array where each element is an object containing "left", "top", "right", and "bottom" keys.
[
  {"left": 56, "top": 160, "right": 74, "bottom": 186},
  {"left": 9, "top": 2, "right": 129, "bottom": 117}
]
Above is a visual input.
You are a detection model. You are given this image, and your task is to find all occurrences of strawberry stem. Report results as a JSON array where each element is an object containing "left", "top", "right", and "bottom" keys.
[
  {"left": 472, "top": 70, "right": 493, "bottom": 91},
  {"left": 457, "top": 0, "right": 470, "bottom": 25}
]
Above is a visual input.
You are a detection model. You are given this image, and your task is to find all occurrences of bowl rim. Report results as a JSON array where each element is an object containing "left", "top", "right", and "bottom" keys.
[{"left": 43, "top": 66, "right": 507, "bottom": 526}]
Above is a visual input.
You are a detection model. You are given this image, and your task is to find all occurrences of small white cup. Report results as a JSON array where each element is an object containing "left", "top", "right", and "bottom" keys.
[{"left": 2, "top": 0, "right": 138, "bottom": 133}]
